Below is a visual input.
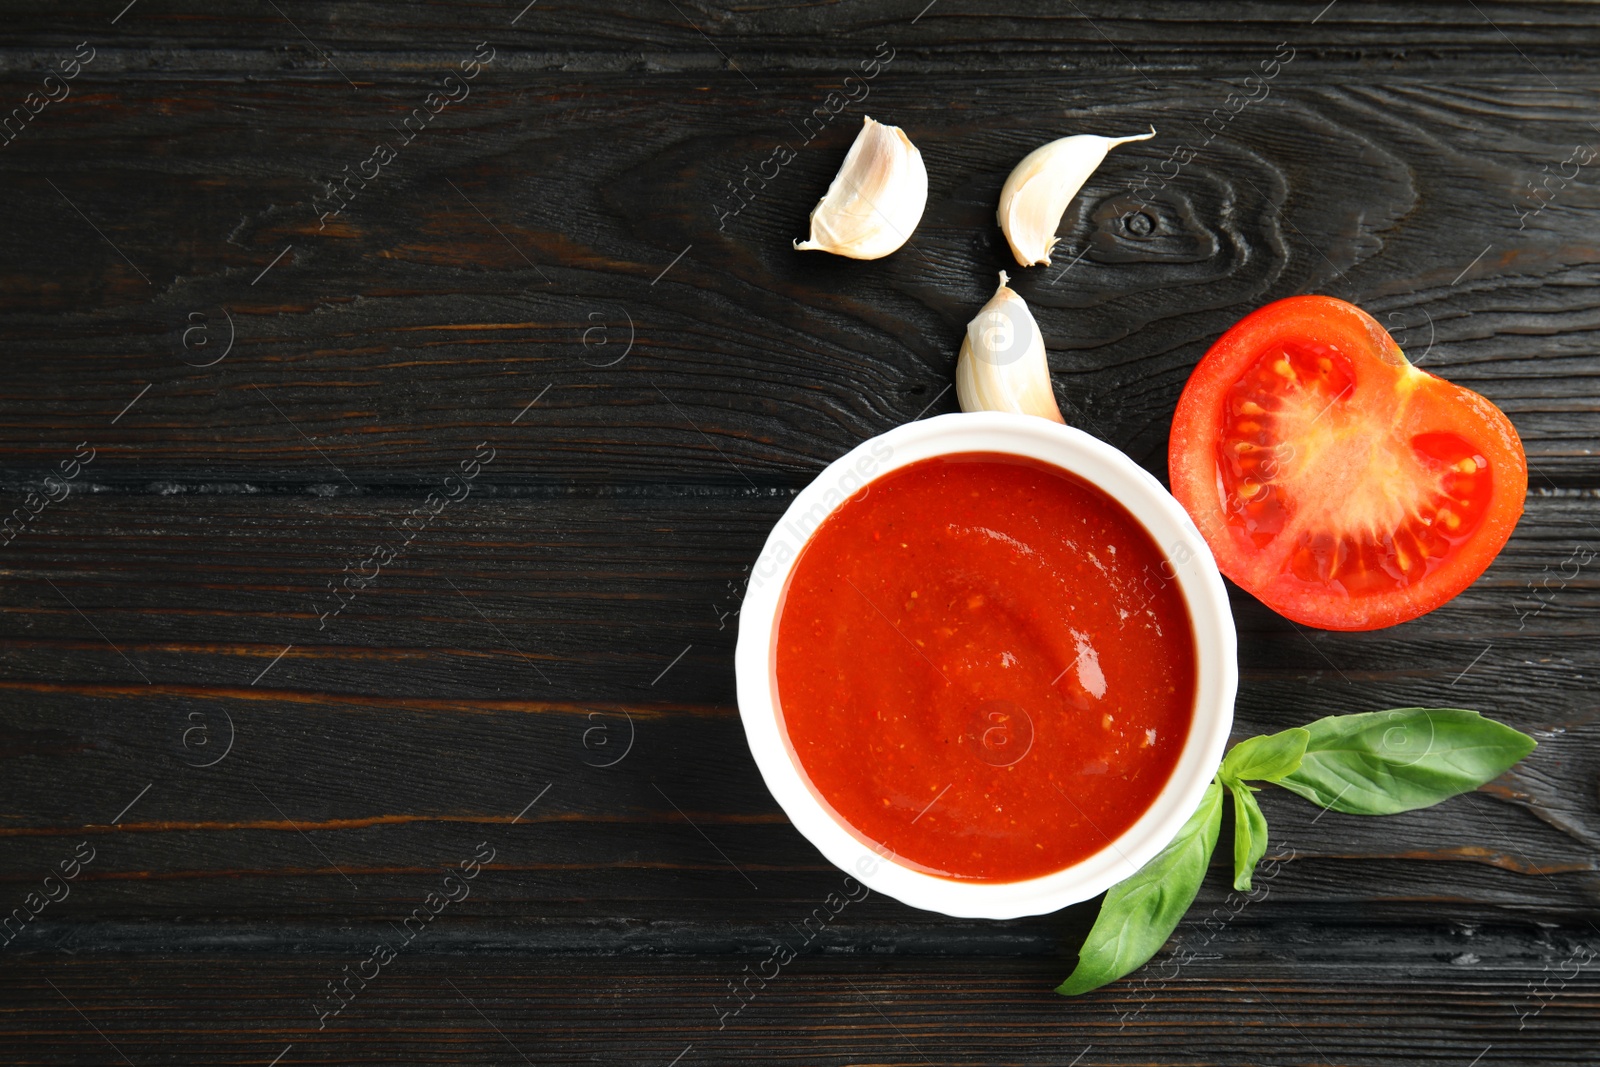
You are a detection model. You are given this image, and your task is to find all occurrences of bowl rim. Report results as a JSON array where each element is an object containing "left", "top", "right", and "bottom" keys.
[{"left": 734, "top": 411, "right": 1237, "bottom": 919}]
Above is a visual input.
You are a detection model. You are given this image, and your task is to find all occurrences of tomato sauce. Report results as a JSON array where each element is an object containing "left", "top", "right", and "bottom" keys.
[{"left": 775, "top": 453, "right": 1196, "bottom": 882}]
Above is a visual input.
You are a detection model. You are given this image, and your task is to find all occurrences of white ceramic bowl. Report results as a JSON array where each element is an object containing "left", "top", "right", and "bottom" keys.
[{"left": 734, "top": 411, "right": 1236, "bottom": 919}]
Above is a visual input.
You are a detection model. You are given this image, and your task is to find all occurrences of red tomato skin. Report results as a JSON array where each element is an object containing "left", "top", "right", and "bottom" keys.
[{"left": 1168, "top": 295, "right": 1527, "bottom": 631}]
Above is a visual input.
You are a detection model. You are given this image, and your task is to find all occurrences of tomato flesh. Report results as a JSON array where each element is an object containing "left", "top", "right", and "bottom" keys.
[{"left": 1170, "top": 296, "right": 1526, "bottom": 631}]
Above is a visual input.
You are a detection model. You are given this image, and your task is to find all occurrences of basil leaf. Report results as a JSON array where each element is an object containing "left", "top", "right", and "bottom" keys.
[
  {"left": 1057, "top": 782, "right": 1223, "bottom": 997},
  {"left": 1220, "top": 727, "right": 1310, "bottom": 785},
  {"left": 1229, "top": 783, "right": 1268, "bottom": 892},
  {"left": 1278, "top": 708, "right": 1536, "bottom": 816}
]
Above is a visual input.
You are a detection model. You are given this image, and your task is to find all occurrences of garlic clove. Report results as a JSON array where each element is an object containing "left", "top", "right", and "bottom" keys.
[
  {"left": 794, "top": 116, "right": 928, "bottom": 260},
  {"left": 956, "top": 271, "right": 1064, "bottom": 423},
  {"left": 997, "top": 128, "right": 1156, "bottom": 267}
]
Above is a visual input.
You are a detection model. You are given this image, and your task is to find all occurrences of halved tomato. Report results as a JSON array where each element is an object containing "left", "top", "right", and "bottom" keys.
[{"left": 1169, "top": 295, "right": 1526, "bottom": 631}]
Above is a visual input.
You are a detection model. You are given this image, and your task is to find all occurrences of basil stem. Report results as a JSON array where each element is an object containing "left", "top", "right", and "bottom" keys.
[
  {"left": 1216, "top": 727, "right": 1303, "bottom": 891},
  {"left": 1219, "top": 727, "right": 1309, "bottom": 784}
]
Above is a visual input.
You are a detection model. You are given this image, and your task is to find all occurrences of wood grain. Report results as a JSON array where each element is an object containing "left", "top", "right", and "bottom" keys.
[
  {"left": 1, "top": 74, "right": 1598, "bottom": 482},
  {"left": 7, "top": 1, "right": 1600, "bottom": 73},
  {"left": 0, "top": 493, "right": 1593, "bottom": 933},
  {"left": 4, "top": 942, "right": 1598, "bottom": 1065},
  {"left": 2, "top": 2, "right": 1599, "bottom": 1063}
]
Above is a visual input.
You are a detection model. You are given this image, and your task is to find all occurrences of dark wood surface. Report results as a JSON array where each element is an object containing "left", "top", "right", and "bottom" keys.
[{"left": 2, "top": 2, "right": 1598, "bottom": 1063}]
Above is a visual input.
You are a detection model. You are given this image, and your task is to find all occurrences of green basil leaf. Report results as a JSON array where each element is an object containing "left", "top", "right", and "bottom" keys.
[
  {"left": 1220, "top": 727, "right": 1310, "bottom": 785},
  {"left": 1278, "top": 708, "right": 1536, "bottom": 816},
  {"left": 1056, "top": 781, "right": 1223, "bottom": 997},
  {"left": 1229, "top": 783, "right": 1268, "bottom": 892}
]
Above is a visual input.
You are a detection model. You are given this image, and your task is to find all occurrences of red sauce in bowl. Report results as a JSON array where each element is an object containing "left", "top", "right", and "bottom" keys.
[{"left": 775, "top": 453, "right": 1197, "bottom": 882}]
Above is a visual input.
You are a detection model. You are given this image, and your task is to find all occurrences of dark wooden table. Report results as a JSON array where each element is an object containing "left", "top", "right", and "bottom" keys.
[{"left": 1, "top": 2, "right": 1597, "bottom": 1063}]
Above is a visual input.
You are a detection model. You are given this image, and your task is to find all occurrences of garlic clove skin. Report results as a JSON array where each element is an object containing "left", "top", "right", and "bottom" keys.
[
  {"left": 794, "top": 116, "right": 928, "bottom": 260},
  {"left": 956, "top": 271, "right": 1064, "bottom": 423},
  {"left": 997, "top": 128, "right": 1156, "bottom": 267}
]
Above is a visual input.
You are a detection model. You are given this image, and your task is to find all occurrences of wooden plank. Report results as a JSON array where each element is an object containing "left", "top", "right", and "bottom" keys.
[
  {"left": 1, "top": 75, "right": 1597, "bottom": 482},
  {"left": 2, "top": 936, "right": 1597, "bottom": 1065},
  {"left": 6, "top": 1, "right": 1600, "bottom": 73},
  {"left": 0, "top": 493, "right": 1592, "bottom": 928},
  {"left": 2, "top": 6, "right": 1598, "bottom": 1061}
]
